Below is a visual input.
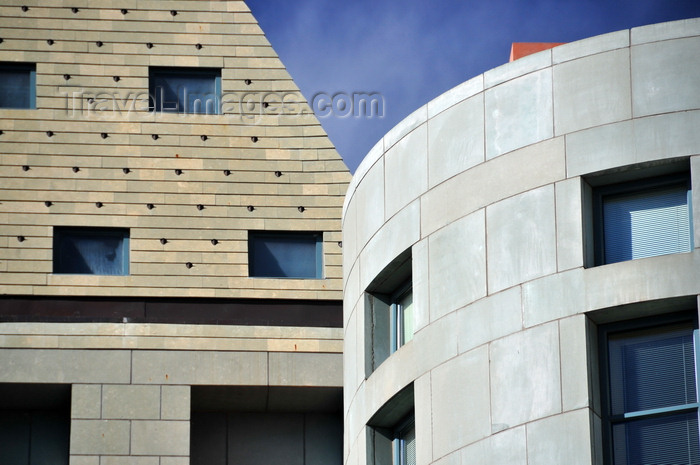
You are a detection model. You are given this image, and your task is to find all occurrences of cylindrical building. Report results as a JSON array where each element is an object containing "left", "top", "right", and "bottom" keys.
[{"left": 343, "top": 18, "right": 700, "bottom": 465}]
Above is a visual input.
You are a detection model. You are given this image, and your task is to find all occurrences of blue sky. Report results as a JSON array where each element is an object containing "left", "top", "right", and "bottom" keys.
[{"left": 246, "top": 0, "right": 700, "bottom": 173}]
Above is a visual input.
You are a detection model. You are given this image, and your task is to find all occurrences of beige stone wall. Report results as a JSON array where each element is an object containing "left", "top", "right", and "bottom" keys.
[{"left": 0, "top": 0, "right": 351, "bottom": 299}]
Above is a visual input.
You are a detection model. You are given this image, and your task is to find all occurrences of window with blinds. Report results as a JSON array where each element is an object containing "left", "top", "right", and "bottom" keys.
[
  {"left": 600, "top": 314, "right": 700, "bottom": 465},
  {"left": 53, "top": 227, "right": 129, "bottom": 275},
  {"left": 594, "top": 173, "right": 693, "bottom": 265}
]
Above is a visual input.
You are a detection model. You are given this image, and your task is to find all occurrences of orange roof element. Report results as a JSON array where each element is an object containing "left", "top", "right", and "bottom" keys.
[{"left": 509, "top": 42, "right": 565, "bottom": 62}]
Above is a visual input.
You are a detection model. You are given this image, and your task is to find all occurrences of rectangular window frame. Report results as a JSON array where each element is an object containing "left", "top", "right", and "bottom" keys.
[
  {"left": 248, "top": 231, "right": 323, "bottom": 279},
  {"left": 392, "top": 415, "right": 416, "bottom": 465},
  {"left": 598, "top": 311, "right": 700, "bottom": 465},
  {"left": 0, "top": 62, "right": 36, "bottom": 109},
  {"left": 592, "top": 172, "right": 693, "bottom": 266},
  {"left": 148, "top": 67, "right": 221, "bottom": 115},
  {"left": 53, "top": 227, "right": 130, "bottom": 276},
  {"left": 390, "top": 282, "right": 414, "bottom": 353}
]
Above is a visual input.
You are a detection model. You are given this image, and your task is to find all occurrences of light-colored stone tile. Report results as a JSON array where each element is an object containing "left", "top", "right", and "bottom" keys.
[
  {"left": 72, "top": 384, "right": 102, "bottom": 419},
  {"left": 359, "top": 199, "right": 420, "bottom": 291},
  {"left": 421, "top": 136, "right": 565, "bottom": 237},
  {"left": 632, "top": 36, "right": 700, "bottom": 117},
  {"left": 431, "top": 346, "right": 491, "bottom": 458},
  {"left": 460, "top": 426, "right": 527, "bottom": 465},
  {"left": 428, "top": 210, "right": 486, "bottom": 321},
  {"left": 427, "top": 74, "right": 483, "bottom": 119},
  {"left": 522, "top": 268, "right": 585, "bottom": 328},
  {"left": 269, "top": 352, "right": 342, "bottom": 387},
  {"left": 485, "top": 68, "right": 553, "bottom": 159},
  {"left": 693, "top": 156, "right": 700, "bottom": 250},
  {"left": 555, "top": 178, "right": 584, "bottom": 271},
  {"left": 565, "top": 120, "right": 635, "bottom": 177},
  {"left": 428, "top": 93, "right": 484, "bottom": 188},
  {"left": 631, "top": 17, "right": 700, "bottom": 45},
  {"left": 457, "top": 286, "right": 522, "bottom": 354},
  {"left": 412, "top": 311, "right": 459, "bottom": 376},
  {"left": 486, "top": 185, "right": 557, "bottom": 293},
  {"left": 484, "top": 49, "right": 552, "bottom": 89},
  {"left": 131, "top": 350, "right": 267, "bottom": 385},
  {"left": 526, "top": 409, "right": 593, "bottom": 465},
  {"left": 553, "top": 29, "right": 629, "bottom": 64},
  {"left": 559, "top": 315, "right": 591, "bottom": 411},
  {"left": 634, "top": 111, "right": 700, "bottom": 162},
  {"left": 100, "top": 457, "right": 159, "bottom": 465},
  {"left": 383, "top": 105, "right": 428, "bottom": 151},
  {"left": 354, "top": 157, "right": 385, "bottom": 252},
  {"left": 490, "top": 322, "right": 561, "bottom": 428},
  {"left": 0, "top": 349, "right": 130, "bottom": 384},
  {"left": 131, "top": 420, "right": 189, "bottom": 456},
  {"left": 102, "top": 385, "right": 160, "bottom": 420},
  {"left": 384, "top": 124, "right": 428, "bottom": 220},
  {"left": 159, "top": 458, "right": 189, "bottom": 465},
  {"left": 69, "top": 456, "right": 99, "bottom": 465},
  {"left": 161, "top": 385, "right": 190, "bottom": 420},
  {"left": 412, "top": 238, "right": 430, "bottom": 333},
  {"left": 553, "top": 48, "right": 631, "bottom": 135},
  {"left": 414, "top": 373, "right": 433, "bottom": 465},
  {"left": 70, "top": 420, "right": 130, "bottom": 455}
]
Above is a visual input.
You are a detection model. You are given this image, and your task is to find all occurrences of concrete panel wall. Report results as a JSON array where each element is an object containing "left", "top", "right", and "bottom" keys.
[{"left": 343, "top": 18, "right": 700, "bottom": 465}]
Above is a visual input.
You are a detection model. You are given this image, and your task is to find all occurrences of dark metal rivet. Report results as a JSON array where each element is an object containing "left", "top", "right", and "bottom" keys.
[
  {"left": 87, "top": 97, "right": 95, "bottom": 104},
  {"left": 47, "top": 39, "right": 55, "bottom": 45},
  {"left": 95, "top": 202, "right": 103, "bottom": 208},
  {"left": 72, "top": 166, "right": 79, "bottom": 172},
  {"left": 298, "top": 206, "right": 305, "bottom": 212},
  {"left": 21, "top": 6, "right": 28, "bottom": 12},
  {"left": 263, "top": 102, "right": 269, "bottom": 108},
  {"left": 247, "top": 205, "right": 254, "bottom": 212},
  {"left": 71, "top": 7, "right": 79, "bottom": 13},
  {"left": 122, "top": 167, "right": 130, "bottom": 174},
  {"left": 211, "top": 239, "right": 218, "bottom": 246},
  {"left": 121, "top": 9, "right": 128, "bottom": 14},
  {"left": 274, "top": 171, "right": 282, "bottom": 177},
  {"left": 185, "top": 262, "right": 193, "bottom": 269},
  {"left": 101, "top": 133, "right": 108, "bottom": 139},
  {"left": 195, "top": 43, "right": 202, "bottom": 50},
  {"left": 160, "top": 238, "right": 168, "bottom": 245},
  {"left": 175, "top": 169, "right": 182, "bottom": 175},
  {"left": 196, "top": 204, "right": 204, "bottom": 211},
  {"left": 17, "top": 236, "right": 25, "bottom": 242},
  {"left": 146, "top": 203, "right": 154, "bottom": 210},
  {"left": 251, "top": 136, "right": 258, "bottom": 143},
  {"left": 200, "top": 135, "right": 207, "bottom": 141},
  {"left": 151, "top": 134, "right": 159, "bottom": 140},
  {"left": 0, "top": 39, "right": 4, "bottom": 44},
  {"left": 22, "top": 165, "right": 29, "bottom": 171},
  {"left": 338, "top": 241, "right": 343, "bottom": 248},
  {"left": 170, "top": 10, "right": 177, "bottom": 16},
  {"left": 46, "top": 131, "right": 54, "bottom": 137},
  {"left": 96, "top": 41, "right": 103, "bottom": 47},
  {"left": 63, "top": 74, "right": 71, "bottom": 81},
  {"left": 244, "top": 79, "right": 252, "bottom": 85},
  {"left": 44, "top": 201, "right": 52, "bottom": 207},
  {"left": 223, "top": 169, "right": 231, "bottom": 176},
  {"left": 113, "top": 76, "right": 120, "bottom": 82},
  {"left": 146, "top": 42, "right": 153, "bottom": 49}
]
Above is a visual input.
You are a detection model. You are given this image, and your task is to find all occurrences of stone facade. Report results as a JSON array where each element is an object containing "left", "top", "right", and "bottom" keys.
[
  {"left": 343, "top": 18, "right": 700, "bottom": 465},
  {"left": 0, "top": 1, "right": 349, "bottom": 464}
]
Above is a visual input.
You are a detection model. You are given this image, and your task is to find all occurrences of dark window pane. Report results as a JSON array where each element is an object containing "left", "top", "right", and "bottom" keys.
[
  {"left": 0, "top": 63, "right": 35, "bottom": 109},
  {"left": 613, "top": 412, "right": 700, "bottom": 465},
  {"left": 150, "top": 67, "right": 220, "bottom": 114},
  {"left": 54, "top": 228, "right": 129, "bottom": 275},
  {"left": 608, "top": 323, "right": 696, "bottom": 415},
  {"left": 249, "top": 232, "right": 321, "bottom": 278},
  {"left": 603, "top": 185, "right": 691, "bottom": 264}
]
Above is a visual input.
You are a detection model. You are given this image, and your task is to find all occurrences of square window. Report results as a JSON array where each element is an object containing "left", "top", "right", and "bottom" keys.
[
  {"left": 149, "top": 67, "right": 221, "bottom": 114},
  {"left": 248, "top": 231, "right": 323, "bottom": 279},
  {"left": 591, "top": 173, "right": 693, "bottom": 265},
  {"left": 599, "top": 314, "right": 699, "bottom": 464},
  {"left": 0, "top": 62, "right": 36, "bottom": 109},
  {"left": 53, "top": 227, "right": 129, "bottom": 275}
]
